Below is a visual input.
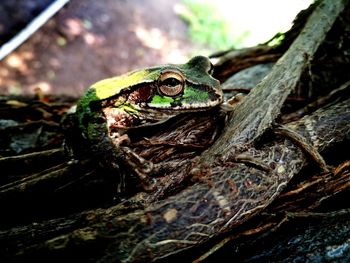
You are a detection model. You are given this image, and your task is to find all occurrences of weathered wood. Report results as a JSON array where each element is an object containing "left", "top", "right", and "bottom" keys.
[
  {"left": 1, "top": 96, "right": 349, "bottom": 262},
  {"left": 204, "top": 0, "right": 347, "bottom": 157}
]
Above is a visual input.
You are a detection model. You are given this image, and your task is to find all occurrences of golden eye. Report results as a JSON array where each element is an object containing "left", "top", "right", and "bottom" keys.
[{"left": 158, "top": 71, "right": 185, "bottom": 97}]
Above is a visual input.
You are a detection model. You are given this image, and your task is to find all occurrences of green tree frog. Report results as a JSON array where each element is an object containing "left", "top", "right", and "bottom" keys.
[{"left": 76, "top": 56, "right": 223, "bottom": 190}]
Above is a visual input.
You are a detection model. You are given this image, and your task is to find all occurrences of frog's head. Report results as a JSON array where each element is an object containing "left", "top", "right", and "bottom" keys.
[
  {"left": 143, "top": 56, "right": 222, "bottom": 110},
  {"left": 78, "top": 56, "right": 223, "bottom": 129}
]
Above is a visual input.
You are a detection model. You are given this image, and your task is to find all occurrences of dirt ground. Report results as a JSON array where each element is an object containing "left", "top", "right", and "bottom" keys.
[{"left": 0, "top": 0, "right": 202, "bottom": 96}]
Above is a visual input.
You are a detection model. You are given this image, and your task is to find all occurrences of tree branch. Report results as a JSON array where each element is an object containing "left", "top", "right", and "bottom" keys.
[{"left": 203, "top": 0, "right": 347, "bottom": 161}]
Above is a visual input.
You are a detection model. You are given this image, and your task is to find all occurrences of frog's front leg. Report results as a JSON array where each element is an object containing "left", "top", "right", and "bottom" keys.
[
  {"left": 120, "top": 146, "right": 156, "bottom": 191},
  {"left": 86, "top": 119, "right": 155, "bottom": 192},
  {"left": 111, "top": 132, "right": 156, "bottom": 191}
]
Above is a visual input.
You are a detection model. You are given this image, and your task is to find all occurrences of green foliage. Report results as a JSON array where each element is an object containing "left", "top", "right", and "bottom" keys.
[{"left": 179, "top": 0, "right": 247, "bottom": 50}]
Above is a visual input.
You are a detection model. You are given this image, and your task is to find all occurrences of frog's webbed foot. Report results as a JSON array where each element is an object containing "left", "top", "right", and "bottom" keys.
[
  {"left": 121, "top": 146, "right": 156, "bottom": 191},
  {"left": 112, "top": 133, "right": 156, "bottom": 191},
  {"left": 273, "top": 124, "right": 329, "bottom": 172}
]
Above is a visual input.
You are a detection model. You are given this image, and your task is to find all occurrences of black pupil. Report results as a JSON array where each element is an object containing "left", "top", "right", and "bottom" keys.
[{"left": 162, "top": 78, "right": 181, "bottom": 87}]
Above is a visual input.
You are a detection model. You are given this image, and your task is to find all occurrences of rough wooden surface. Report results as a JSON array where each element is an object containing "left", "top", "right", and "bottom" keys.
[{"left": 205, "top": 0, "right": 346, "bottom": 156}]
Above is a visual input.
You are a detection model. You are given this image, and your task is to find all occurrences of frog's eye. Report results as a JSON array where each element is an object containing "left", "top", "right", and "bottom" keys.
[{"left": 158, "top": 71, "right": 185, "bottom": 97}]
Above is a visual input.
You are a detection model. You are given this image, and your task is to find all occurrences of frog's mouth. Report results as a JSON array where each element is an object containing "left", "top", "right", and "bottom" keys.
[
  {"left": 104, "top": 102, "right": 222, "bottom": 131},
  {"left": 135, "top": 102, "right": 223, "bottom": 126},
  {"left": 141, "top": 102, "right": 222, "bottom": 114},
  {"left": 103, "top": 105, "right": 180, "bottom": 130}
]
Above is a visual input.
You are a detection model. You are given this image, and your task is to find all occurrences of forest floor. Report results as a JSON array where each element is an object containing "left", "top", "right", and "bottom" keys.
[{"left": 0, "top": 0, "right": 202, "bottom": 96}]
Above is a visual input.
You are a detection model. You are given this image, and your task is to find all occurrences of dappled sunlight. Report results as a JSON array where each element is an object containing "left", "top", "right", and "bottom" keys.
[
  {"left": 5, "top": 55, "right": 22, "bottom": 68},
  {"left": 83, "top": 32, "right": 105, "bottom": 45},
  {"left": 132, "top": 24, "right": 190, "bottom": 63},
  {"left": 0, "top": 50, "right": 38, "bottom": 94},
  {"left": 63, "top": 17, "right": 105, "bottom": 46},
  {"left": 64, "top": 18, "right": 84, "bottom": 36},
  {"left": 133, "top": 26, "right": 166, "bottom": 50},
  {"left": 166, "top": 49, "right": 188, "bottom": 64},
  {"left": 5, "top": 53, "right": 31, "bottom": 74}
]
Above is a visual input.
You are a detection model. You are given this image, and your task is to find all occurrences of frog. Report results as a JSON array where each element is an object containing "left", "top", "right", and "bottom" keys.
[{"left": 75, "top": 56, "right": 223, "bottom": 191}]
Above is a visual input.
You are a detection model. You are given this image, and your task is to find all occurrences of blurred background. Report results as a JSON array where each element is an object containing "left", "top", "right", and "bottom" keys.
[{"left": 0, "top": 0, "right": 312, "bottom": 95}]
